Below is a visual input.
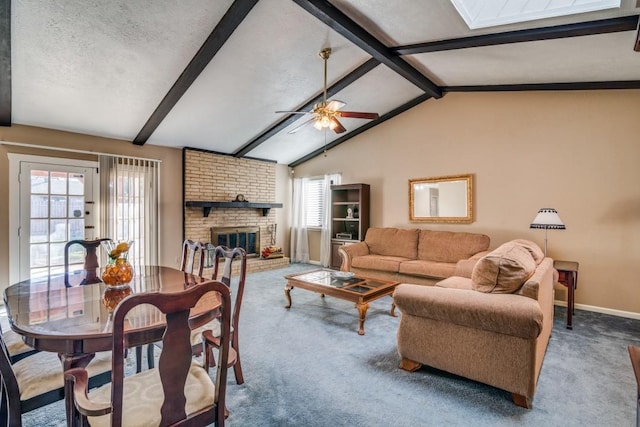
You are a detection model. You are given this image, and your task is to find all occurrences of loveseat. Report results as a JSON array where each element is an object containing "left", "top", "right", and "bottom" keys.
[
  {"left": 339, "top": 227, "right": 491, "bottom": 286},
  {"left": 392, "top": 239, "right": 555, "bottom": 408}
]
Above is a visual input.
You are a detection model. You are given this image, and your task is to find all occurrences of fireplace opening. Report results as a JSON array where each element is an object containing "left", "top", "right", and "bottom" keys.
[{"left": 209, "top": 226, "right": 260, "bottom": 263}]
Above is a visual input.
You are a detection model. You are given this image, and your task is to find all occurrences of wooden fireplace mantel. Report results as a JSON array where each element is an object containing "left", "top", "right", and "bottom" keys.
[{"left": 185, "top": 201, "right": 283, "bottom": 217}]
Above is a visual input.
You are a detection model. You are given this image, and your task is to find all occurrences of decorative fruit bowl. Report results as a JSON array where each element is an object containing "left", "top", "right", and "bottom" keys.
[
  {"left": 101, "top": 240, "right": 134, "bottom": 313},
  {"left": 101, "top": 240, "right": 134, "bottom": 286}
]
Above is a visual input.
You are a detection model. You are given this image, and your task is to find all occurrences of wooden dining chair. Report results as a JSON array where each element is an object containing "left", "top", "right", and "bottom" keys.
[
  {"left": 0, "top": 332, "right": 112, "bottom": 427},
  {"left": 192, "top": 246, "right": 247, "bottom": 385},
  {"left": 64, "top": 238, "right": 112, "bottom": 285},
  {"left": 180, "top": 239, "right": 206, "bottom": 277},
  {"left": 65, "top": 280, "right": 232, "bottom": 427},
  {"left": 136, "top": 239, "right": 206, "bottom": 372},
  {"left": 0, "top": 327, "right": 38, "bottom": 364}
]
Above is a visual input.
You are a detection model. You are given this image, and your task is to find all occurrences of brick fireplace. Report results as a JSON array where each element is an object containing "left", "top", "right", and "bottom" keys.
[{"left": 183, "top": 149, "right": 288, "bottom": 276}]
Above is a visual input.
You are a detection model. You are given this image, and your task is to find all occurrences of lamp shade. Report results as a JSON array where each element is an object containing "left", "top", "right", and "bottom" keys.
[{"left": 530, "top": 208, "right": 566, "bottom": 229}]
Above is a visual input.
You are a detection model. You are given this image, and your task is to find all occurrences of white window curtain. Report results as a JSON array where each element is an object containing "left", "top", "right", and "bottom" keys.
[
  {"left": 290, "top": 177, "right": 309, "bottom": 263},
  {"left": 99, "top": 156, "right": 160, "bottom": 267},
  {"left": 320, "top": 173, "right": 341, "bottom": 267}
]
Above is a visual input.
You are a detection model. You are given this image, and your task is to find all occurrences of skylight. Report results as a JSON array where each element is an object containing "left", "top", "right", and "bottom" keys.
[{"left": 450, "top": 0, "right": 622, "bottom": 29}]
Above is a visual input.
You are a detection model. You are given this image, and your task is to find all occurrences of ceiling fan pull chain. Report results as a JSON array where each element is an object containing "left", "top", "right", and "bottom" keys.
[{"left": 323, "top": 129, "right": 328, "bottom": 157}]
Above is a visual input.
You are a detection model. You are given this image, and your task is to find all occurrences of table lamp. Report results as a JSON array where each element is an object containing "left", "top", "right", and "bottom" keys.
[{"left": 529, "top": 208, "right": 565, "bottom": 256}]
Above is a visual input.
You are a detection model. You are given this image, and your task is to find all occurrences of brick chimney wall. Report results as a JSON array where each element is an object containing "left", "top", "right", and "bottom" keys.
[{"left": 183, "top": 149, "right": 279, "bottom": 252}]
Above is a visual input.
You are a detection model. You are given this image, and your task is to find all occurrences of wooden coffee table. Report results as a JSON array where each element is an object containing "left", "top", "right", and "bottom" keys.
[{"left": 284, "top": 269, "right": 400, "bottom": 335}]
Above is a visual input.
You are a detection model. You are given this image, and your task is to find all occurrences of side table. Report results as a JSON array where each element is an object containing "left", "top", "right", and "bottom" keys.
[{"left": 554, "top": 260, "right": 579, "bottom": 329}]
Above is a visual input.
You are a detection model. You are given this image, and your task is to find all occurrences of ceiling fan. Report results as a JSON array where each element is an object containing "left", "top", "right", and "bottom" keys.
[{"left": 276, "top": 48, "right": 379, "bottom": 134}]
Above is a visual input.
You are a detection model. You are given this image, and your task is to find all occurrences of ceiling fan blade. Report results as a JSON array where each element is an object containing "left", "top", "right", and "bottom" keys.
[
  {"left": 276, "top": 110, "right": 311, "bottom": 115},
  {"left": 287, "top": 117, "right": 315, "bottom": 134},
  {"left": 330, "top": 117, "right": 346, "bottom": 134},
  {"left": 338, "top": 111, "right": 379, "bottom": 120},
  {"left": 326, "top": 100, "right": 346, "bottom": 111}
]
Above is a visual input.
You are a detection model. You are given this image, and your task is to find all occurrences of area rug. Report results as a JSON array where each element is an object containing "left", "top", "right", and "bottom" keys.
[{"left": 18, "top": 263, "right": 640, "bottom": 426}]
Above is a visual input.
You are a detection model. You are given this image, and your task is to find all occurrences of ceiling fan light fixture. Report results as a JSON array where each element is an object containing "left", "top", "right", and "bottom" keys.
[
  {"left": 276, "top": 47, "right": 378, "bottom": 135},
  {"left": 313, "top": 115, "right": 332, "bottom": 130}
]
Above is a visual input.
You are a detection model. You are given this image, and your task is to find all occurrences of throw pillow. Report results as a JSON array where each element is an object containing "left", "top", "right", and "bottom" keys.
[
  {"left": 511, "top": 239, "right": 545, "bottom": 264},
  {"left": 471, "top": 241, "right": 536, "bottom": 294}
]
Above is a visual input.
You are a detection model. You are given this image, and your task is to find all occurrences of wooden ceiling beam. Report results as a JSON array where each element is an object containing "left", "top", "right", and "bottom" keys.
[
  {"left": 393, "top": 15, "right": 639, "bottom": 55},
  {"left": 132, "top": 0, "right": 258, "bottom": 145},
  {"left": 0, "top": 0, "right": 11, "bottom": 126},
  {"left": 293, "top": 0, "right": 442, "bottom": 99},
  {"left": 288, "top": 94, "right": 432, "bottom": 168},
  {"left": 234, "top": 58, "right": 380, "bottom": 158}
]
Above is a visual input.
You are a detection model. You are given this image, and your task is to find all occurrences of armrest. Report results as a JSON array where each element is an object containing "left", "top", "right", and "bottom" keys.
[
  {"left": 393, "top": 284, "right": 543, "bottom": 339},
  {"left": 202, "top": 330, "right": 237, "bottom": 371},
  {"left": 65, "top": 368, "right": 112, "bottom": 417},
  {"left": 453, "top": 250, "right": 491, "bottom": 278},
  {"left": 338, "top": 241, "right": 370, "bottom": 271}
]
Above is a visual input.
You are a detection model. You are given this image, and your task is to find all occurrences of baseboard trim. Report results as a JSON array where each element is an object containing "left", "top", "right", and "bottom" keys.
[{"left": 554, "top": 300, "right": 640, "bottom": 320}]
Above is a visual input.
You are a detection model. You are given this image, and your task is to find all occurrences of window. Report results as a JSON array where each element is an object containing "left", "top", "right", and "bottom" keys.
[
  {"left": 450, "top": 0, "right": 620, "bottom": 29},
  {"left": 304, "top": 177, "right": 324, "bottom": 228}
]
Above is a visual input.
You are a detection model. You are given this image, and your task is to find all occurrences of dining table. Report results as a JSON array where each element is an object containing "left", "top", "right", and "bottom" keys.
[{"left": 3, "top": 265, "right": 221, "bottom": 426}]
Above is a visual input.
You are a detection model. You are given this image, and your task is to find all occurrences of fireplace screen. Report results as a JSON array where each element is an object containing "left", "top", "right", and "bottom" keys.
[{"left": 209, "top": 226, "right": 260, "bottom": 262}]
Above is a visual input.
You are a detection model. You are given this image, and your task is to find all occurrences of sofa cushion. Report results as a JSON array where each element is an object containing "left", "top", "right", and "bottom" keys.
[
  {"left": 417, "top": 230, "right": 490, "bottom": 263},
  {"left": 512, "top": 239, "right": 545, "bottom": 264},
  {"left": 399, "top": 260, "right": 456, "bottom": 279},
  {"left": 471, "top": 242, "right": 536, "bottom": 294},
  {"left": 364, "top": 228, "right": 419, "bottom": 259},
  {"left": 352, "top": 255, "right": 408, "bottom": 273}
]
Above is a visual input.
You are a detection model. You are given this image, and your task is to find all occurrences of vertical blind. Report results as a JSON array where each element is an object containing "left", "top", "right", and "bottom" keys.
[{"left": 99, "top": 156, "right": 160, "bottom": 267}]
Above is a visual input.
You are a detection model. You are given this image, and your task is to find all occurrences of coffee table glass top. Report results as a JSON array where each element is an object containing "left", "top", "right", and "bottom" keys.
[{"left": 289, "top": 269, "right": 390, "bottom": 294}]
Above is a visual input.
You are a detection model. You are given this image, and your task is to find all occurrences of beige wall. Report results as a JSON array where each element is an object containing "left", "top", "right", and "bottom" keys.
[
  {"left": 292, "top": 90, "right": 640, "bottom": 315},
  {"left": 0, "top": 125, "right": 184, "bottom": 293}
]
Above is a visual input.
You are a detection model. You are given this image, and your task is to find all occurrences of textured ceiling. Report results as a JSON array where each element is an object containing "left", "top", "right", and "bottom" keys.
[{"left": 5, "top": 0, "right": 640, "bottom": 165}]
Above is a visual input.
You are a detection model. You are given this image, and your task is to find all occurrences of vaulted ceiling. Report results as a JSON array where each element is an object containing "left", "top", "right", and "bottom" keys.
[{"left": 2, "top": 0, "right": 640, "bottom": 166}]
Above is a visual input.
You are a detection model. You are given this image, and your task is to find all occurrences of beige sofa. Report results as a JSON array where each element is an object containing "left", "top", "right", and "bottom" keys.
[
  {"left": 392, "top": 239, "right": 555, "bottom": 408},
  {"left": 339, "top": 227, "right": 491, "bottom": 286}
]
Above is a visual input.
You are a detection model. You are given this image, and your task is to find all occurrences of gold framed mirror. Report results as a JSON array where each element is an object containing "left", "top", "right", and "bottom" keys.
[{"left": 409, "top": 174, "right": 473, "bottom": 223}]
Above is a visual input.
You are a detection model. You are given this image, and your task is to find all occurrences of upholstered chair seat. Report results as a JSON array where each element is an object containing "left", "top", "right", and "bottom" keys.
[
  {"left": 14, "top": 351, "right": 111, "bottom": 401},
  {"left": 2, "top": 329, "right": 37, "bottom": 362},
  {"left": 87, "top": 360, "right": 215, "bottom": 427}
]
